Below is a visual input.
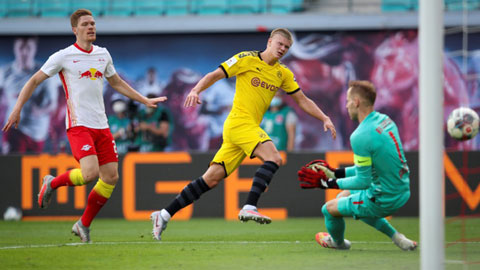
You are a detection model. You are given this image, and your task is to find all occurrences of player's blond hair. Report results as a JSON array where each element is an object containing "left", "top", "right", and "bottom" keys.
[
  {"left": 348, "top": 80, "right": 376, "bottom": 106},
  {"left": 270, "top": 28, "right": 293, "bottom": 43},
  {"left": 70, "top": 9, "right": 93, "bottom": 27}
]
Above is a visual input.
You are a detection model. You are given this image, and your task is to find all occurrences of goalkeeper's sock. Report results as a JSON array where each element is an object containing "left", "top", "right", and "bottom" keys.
[
  {"left": 360, "top": 217, "right": 397, "bottom": 238},
  {"left": 322, "top": 204, "right": 346, "bottom": 246},
  {"left": 51, "top": 168, "right": 86, "bottom": 189},
  {"left": 81, "top": 179, "right": 114, "bottom": 227},
  {"left": 165, "top": 177, "right": 210, "bottom": 217},
  {"left": 244, "top": 161, "right": 279, "bottom": 207}
]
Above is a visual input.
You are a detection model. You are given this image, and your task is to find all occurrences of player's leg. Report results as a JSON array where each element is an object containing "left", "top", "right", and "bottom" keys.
[
  {"left": 338, "top": 190, "right": 397, "bottom": 242},
  {"left": 360, "top": 217, "right": 396, "bottom": 238},
  {"left": 316, "top": 199, "right": 351, "bottom": 249},
  {"left": 38, "top": 127, "right": 99, "bottom": 209},
  {"left": 360, "top": 216, "right": 417, "bottom": 250},
  {"left": 359, "top": 215, "right": 416, "bottom": 250},
  {"left": 151, "top": 164, "right": 224, "bottom": 240},
  {"left": 72, "top": 128, "right": 118, "bottom": 243},
  {"left": 165, "top": 163, "right": 223, "bottom": 218},
  {"left": 70, "top": 155, "right": 103, "bottom": 243},
  {"left": 239, "top": 140, "right": 281, "bottom": 224},
  {"left": 316, "top": 190, "right": 365, "bottom": 249},
  {"left": 339, "top": 191, "right": 416, "bottom": 251}
]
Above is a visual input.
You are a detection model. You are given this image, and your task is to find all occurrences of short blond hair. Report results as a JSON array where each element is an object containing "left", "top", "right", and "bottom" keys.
[
  {"left": 270, "top": 28, "right": 293, "bottom": 42},
  {"left": 348, "top": 80, "right": 376, "bottom": 106},
  {"left": 70, "top": 9, "right": 92, "bottom": 27}
]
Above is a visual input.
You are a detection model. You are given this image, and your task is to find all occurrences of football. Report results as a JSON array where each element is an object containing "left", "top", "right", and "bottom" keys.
[
  {"left": 3, "top": 206, "right": 22, "bottom": 221},
  {"left": 447, "top": 107, "right": 479, "bottom": 141}
]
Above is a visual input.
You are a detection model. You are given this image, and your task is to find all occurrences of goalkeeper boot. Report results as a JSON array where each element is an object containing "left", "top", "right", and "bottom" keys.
[
  {"left": 72, "top": 220, "right": 91, "bottom": 243},
  {"left": 151, "top": 210, "right": 168, "bottom": 241},
  {"left": 38, "top": 175, "right": 55, "bottom": 209},
  {"left": 315, "top": 232, "right": 351, "bottom": 250},
  {"left": 238, "top": 208, "right": 271, "bottom": 224},
  {"left": 392, "top": 232, "right": 417, "bottom": 251}
]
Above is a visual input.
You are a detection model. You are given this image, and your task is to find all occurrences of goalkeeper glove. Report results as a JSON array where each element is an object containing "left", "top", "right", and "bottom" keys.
[
  {"left": 297, "top": 166, "right": 339, "bottom": 189},
  {"left": 305, "top": 159, "right": 346, "bottom": 179}
]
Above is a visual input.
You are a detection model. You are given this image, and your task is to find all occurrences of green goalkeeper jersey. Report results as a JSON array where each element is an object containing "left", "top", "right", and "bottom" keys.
[{"left": 337, "top": 111, "right": 410, "bottom": 209}]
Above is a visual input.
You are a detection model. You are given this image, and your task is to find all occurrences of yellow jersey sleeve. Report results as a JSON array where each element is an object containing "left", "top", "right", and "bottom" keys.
[
  {"left": 220, "top": 51, "right": 254, "bottom": 78},
  {"left": 280, "top": 64, "right": 300, "bottom": 94}
]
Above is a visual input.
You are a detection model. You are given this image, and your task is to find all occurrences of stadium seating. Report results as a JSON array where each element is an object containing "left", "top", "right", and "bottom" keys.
[
  {"left": 70, "top": 0, "right": 105, "bottom": 17},
  {"left": 193, "top": 0, "right": 228, "bottom": 15},
  {"left": 382, "top": 0, "right": 480, "bottom": 12},
  {"left": 381, "top": 0, "right": 417, "bottom": 12},
  {"left": 37, "top": 0, "right": 70, "bottom": 17},
  {"left": 445, "top": 0, "right": 480, "bottom": 11},
  {"left": 11, "top": 0, "right": 480, "bottom": 18},
  {"left": 6, "top": 0, "right": 35, "bottom": 17},
  {"left": 134, "top": 0, "right": 165, "bottom": 16},
  {"left": 164, "top": 0, "right": 190, "bottom": 16},
  {"left": 269, "top": 0, "right": 303, "bottom": 14},
  {"left": 0, "top": 0, "right": 6, "bottom": 17},
  {"left": 228, "top": 0, "right": 265, "bottom": 14},
  {"left": 104, "top": 0, "right": 133, "bottom": 17},
  {"left": 0, "top": 0, "right": 308, "bottom": 18}
]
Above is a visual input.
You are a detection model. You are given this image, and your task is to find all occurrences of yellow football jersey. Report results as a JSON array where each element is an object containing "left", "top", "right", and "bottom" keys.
[{"left": 219, "top": 51, "right": 300, "bottom": 125}]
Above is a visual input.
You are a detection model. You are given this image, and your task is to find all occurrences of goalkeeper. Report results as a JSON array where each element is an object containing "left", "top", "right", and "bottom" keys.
[{"left": 297, "top": 80, "right": 417, "bottom": 251}]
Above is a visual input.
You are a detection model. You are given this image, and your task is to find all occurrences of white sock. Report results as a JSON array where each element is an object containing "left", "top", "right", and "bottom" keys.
[
  {"left": 160, "top": 209, "right": 171, "bottom": 221},
  {"left": 392, "top": 232, "right": 404, "bottom": 242},
  {"left": 242, "top": 204, "right": 257, "bottom": 211}
]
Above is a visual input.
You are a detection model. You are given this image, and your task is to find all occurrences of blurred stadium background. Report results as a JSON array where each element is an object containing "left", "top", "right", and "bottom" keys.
[{"left": 0, "top": 0, "right": 479, "bottom": 269}]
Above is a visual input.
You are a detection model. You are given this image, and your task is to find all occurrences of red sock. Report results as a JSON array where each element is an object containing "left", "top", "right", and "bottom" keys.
[
  {"left": 81, "top": 190, "right": 108, "bottom": 227},
  {"left": 50, "top": 170, "right": 74, "bottom": 189}
]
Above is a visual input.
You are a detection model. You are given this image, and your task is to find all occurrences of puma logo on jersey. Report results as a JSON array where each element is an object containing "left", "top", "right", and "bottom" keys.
[{"left": 81, "top": 144, "right": 92, "bottom": 151}]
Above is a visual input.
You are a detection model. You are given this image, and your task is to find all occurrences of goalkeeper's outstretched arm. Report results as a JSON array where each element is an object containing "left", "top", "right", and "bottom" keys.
[
  {"left": 335, "top": 166, "right": 357, "bottom": 179},
  {"left": 298, "top": 160, "right": 369, "bottom": 190},
  {"left": 309, "top": 161, "right": 356, "bottom": 179}
]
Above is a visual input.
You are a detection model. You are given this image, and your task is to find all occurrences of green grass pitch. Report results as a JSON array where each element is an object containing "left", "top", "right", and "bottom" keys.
[{"left": 0, "top": 217, "right": 479, "bottom": 270}]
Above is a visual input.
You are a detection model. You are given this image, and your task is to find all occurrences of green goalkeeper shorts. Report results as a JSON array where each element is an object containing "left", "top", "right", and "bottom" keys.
[{"left": 337, "top": 190, "right": 400, "bottom": 219}]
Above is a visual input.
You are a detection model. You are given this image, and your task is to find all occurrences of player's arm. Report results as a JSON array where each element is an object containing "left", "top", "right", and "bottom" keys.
[
  {"left": 107, "top": 73, "right": 166, "bottom": 108},
  {"left": 184, "top": 68, "right": 226, "bottom": 108},
  {"left": 297, "top": 158, "right": 371, "bottom": 189},
  {"left": 336, "top": 157, "right": 372, "bottom": 190},
  {"left": 289, "top": 90, "right": 336, "bottom": 139},
  {"left": 298, "top": 134, "right": 372, "bottom": 189},
  {"left": 333, "top": 135, "right": 373, "bottom": 189},
  {"left": 2, "top": 70, "right": 49, "bottom": 132}
]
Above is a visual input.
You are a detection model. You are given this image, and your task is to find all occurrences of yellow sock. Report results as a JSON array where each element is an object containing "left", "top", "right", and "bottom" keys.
[
  {"left": 93, "top": 179, "right": 115, "bottom": 199},
  {"left": 69, "top": 168, "right": 86, "bottom": 186}
]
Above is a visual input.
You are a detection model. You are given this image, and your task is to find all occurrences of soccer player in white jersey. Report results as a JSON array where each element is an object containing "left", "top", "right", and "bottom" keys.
[{"left": 2, "top": 9, "right": 167, "bottom": 243}]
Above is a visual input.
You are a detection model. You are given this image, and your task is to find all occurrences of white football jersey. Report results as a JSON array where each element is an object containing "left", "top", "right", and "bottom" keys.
[{"left": 41, "top": 44, "right": 116, "bottom": 129}]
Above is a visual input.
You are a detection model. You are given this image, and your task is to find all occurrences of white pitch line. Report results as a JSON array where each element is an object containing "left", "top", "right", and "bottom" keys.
[{"left": 1, "top": 240, "right": 479, "bottom": 250}]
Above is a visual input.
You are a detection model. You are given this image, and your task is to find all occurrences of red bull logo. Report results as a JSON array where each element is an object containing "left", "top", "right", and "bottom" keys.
[{"left": 79, "top": 68, "right": 103, "bottom": 80}]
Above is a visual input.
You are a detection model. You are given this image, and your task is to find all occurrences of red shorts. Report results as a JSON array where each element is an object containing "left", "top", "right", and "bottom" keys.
[{"left": 67, "top": 126, "right": 118, "bottom": 166}]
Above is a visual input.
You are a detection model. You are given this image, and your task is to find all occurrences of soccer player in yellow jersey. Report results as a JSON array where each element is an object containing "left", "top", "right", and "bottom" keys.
[{"left": 150, "top": 28, "right": 336, "bottom": 240}]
